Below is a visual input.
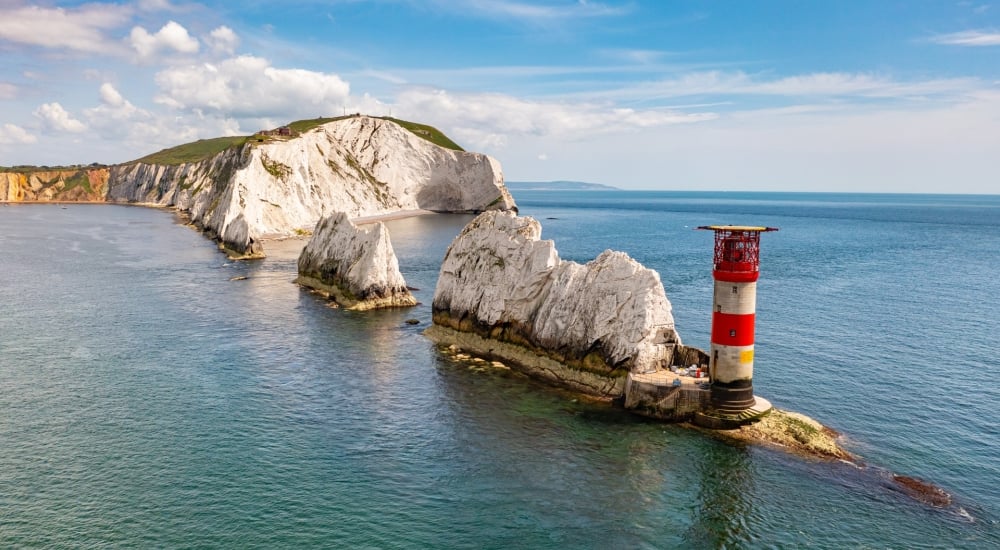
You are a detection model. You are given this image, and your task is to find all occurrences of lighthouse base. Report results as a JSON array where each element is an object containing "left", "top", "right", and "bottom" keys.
[
  {"left": 692, "top": 396, "right": 773, "bottom": 430},
  {"left": 710, "top": 383, "right": 757, "bottom": 414}
]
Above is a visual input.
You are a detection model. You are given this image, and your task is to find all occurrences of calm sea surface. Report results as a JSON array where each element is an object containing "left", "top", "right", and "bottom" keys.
[{"left": 1, "top": 191, "right": 998, "bottom": 548}]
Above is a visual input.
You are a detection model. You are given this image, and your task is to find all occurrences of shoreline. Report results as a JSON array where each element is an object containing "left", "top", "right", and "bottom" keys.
[
  {"left": 1, "top": 199, "right": 438, "bottom": 236},
  {"left": 350, "top": 209, "right": 435, "bottom": 225},
  {"left": 1, "top": 200, "right": 111, "bottom": 205},
  {"left": 256, "top": 209, "right": 441, "bottom": 241}
]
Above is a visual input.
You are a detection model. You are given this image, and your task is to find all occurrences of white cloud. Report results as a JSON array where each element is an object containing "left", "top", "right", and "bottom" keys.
[
  {"left": 454, "top": 0, "right": 630, "bottom": 20},
  {"left": 496, "top": 89, "right": 1000, "bottom": 193},
  {"left": 0, "top": 123, "right": 37, "bottom": 144},
  {"left": 0, "top": 83, "right": 17, "bottom": 100},
  {"left": 71, "top": 83, "right": 244, "bottom": 159},
  {"left": 0, "top": 3, "right": 131, "bottom": 53},
  {"left": 599, "top": 48, "right": 670, "bottom": 64},
  {"left": 33, "top": 103, "right": 87, "bottom": 133},
  {"left": 931, "top": 30, "right": 1000, "bottom": 46},
  {"left": 393, "top": 88, "right": 715, "bottom": 150},
  {"left": 129, "top": 20, "right": 200, "bottom": 60},
  {"left": 99, "top": 83, "right": 126, "bottom": 107},
  {"left": 85, "top": 84, "right": 149, "bottom": 129},
  {"left": 154, "top": 55, "right": 350, "bottom": 119},
  {"left": 206, "top": 26, "right": 239, "bottom": 55},
  {"left": 577, "top": 71, "right": 983, "bottom": 107},
  {"left": 137, "top": 0, "right": 176, "bottom": 11}
]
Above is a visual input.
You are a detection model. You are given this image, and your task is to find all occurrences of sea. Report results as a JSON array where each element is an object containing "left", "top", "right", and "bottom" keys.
[{"left": 1, "top": 191, "right": 998, "bottom": 549}]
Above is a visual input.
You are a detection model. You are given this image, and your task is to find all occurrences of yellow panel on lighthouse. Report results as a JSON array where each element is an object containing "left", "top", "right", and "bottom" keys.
[{"left": 739, "top": 349, "right": 754, "bottom": 364}]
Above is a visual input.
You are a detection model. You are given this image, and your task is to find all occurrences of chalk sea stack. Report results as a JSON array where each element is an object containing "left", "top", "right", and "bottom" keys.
[
  {"left": 296, "top": 212, "right": 417, "bottom": 310},
  {"left": 426, "top": 210, "right": 692, "bottom": 397}
]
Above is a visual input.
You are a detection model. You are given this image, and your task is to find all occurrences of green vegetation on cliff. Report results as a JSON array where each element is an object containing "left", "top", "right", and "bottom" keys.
[
  {"left": 131, "top": 136, "right": 250, "bottom": 166},
  {"left": 1, "top": 163, "right": 108, "bottom": 173},
  {"left": 287, "top": 116, "right": 344, "bottom": 134},
  {"left": 119, "top": 115, "right": 463, "bottom": 167},
  {"left": 289, "top": 115, "right": 464, "bottom": 151},
  {"left": 381, "top": 117, "right": 464, "bottom": 151}
]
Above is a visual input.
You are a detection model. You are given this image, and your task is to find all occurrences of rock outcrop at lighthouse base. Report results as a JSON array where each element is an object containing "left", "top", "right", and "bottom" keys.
[
  {"left": 427, "top": 210, "right": 682, "bottom": 398},
  {"left": 107, "top": 116, "right": 516, "bottom": 257},
  {"left": 296, "top": 212, "right": 417, "bottom": 310}
]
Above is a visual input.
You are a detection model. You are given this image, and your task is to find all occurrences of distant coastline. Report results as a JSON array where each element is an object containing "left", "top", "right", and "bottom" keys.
[{"left": 505, "top": 180, "right": 619, "bottom": 191}]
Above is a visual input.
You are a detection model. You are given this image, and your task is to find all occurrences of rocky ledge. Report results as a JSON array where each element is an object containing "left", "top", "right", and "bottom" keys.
[
  {"left": 706, "top": 409, "right": 853, "bottom": 460},
  {"left": 296, "top": 212, "right": 417, "bottom": 310}
]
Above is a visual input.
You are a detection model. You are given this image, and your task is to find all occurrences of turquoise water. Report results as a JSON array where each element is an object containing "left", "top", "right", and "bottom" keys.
[{"left": 1, "top": 193, "right": 998, "bottom": 548}]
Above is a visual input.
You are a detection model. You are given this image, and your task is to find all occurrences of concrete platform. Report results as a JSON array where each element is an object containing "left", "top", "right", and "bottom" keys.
[
  {"left": 629, "top": 368, "right": 711, "bottom": 387},
  {"left": 623, "top": 369, "right": 712, "bottom": 421},
  {"left": 625, "top": 368, "right": 774, "bottom": 428}
]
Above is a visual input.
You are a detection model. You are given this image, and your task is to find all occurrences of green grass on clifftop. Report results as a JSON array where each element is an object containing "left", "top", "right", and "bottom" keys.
[
  {"left": 127, "top": 115, "right": 463, "bottom": 166},
  {"left": 1, "top": 163, "right": 108, "bottom": 173},
  {"left": 287, "top": 117, "right": 345, "bottom": 134},
  {"left": 289, "top": 115, "right": 464, "bottom": 151},
  {"left": 131, "top": 136, "right": 250, "bottom": 165},
  {"left": 381, "top": 117, "right": 464, "bottom": 151}
]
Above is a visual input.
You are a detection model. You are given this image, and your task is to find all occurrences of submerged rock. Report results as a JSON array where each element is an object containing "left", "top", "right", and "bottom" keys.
[
  {"left": 296, "top": 212, "right": 417, "bottom": 310},
  {"left": 427, "top": 210, "right": 681, "bottom": 397},
  {"left": 891, "top": 475, "right": 952, "bottom": 508}
]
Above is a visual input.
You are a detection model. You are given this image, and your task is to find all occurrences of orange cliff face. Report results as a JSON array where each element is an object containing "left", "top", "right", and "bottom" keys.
[{"left": 1, "top": 168, "right": 110, "bottom": 202}]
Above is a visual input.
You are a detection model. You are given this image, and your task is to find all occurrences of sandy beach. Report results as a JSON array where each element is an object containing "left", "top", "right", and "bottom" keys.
[{"left": 350, "top": 209, "right": 435, "bottom": 225}]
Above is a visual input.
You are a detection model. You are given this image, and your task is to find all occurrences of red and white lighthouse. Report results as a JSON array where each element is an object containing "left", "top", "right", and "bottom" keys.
[{"left": 697, "top": 225, "right": 778, "bottom": 414}]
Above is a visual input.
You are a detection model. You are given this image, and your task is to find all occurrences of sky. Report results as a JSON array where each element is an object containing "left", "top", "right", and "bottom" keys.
[{"left": 0, "top": 1, "right": 998, "bottom": 193}]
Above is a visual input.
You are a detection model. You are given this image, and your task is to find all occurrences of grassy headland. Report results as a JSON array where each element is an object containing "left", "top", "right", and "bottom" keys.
[
  {"left": 289, "top": 115, "right": 464, "bottom": 151},
  {"left": 124, "top": 115, "right": 463, "bottom": 167},
  {"left": 130, "top": 136, "right": 251, "bottom": 166}
]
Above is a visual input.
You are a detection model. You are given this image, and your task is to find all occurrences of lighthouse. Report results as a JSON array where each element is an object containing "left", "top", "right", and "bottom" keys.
[{"left": 696, "top": 225, "right": 778, "bottom": 414}]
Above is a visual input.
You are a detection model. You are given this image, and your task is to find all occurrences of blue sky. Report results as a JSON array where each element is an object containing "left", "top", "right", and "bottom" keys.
[{"left": 1, "top": 1, "right": 998, "bottom": 193}]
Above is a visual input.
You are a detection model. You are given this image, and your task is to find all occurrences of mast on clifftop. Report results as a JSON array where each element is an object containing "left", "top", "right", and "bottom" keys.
[{"left": 696, "top": 225, "right": 778, "bottom": 416}]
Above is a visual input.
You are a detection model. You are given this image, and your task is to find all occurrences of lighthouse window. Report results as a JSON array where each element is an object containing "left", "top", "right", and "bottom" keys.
[
  {"left": 732, "top": 286, "right": 738, "bottom": 294},
  {"left": 730, "top": 329, "right": 736, "bottom": 337}
]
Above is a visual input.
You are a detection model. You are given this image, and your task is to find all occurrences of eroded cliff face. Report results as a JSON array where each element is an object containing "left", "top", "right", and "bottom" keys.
[
  {"left": 1, "top": 168, "right": 109, "bottom": 202},
  {"left": 296, "top": 212, "right": 417, "bottom": 310},
  {"left": 107, "top": 144, "right": 263, "bottom": 257},
  {"left": 107, "top": 116, "right": 516, "bottom": 256},
  {"left": 427, "top": 210, "right": 681, "bottom": 398}
]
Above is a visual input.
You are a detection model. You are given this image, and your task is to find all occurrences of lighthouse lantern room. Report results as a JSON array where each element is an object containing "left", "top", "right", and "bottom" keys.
[{"left": 696, "top": 225, "right": 778, "bottom": 414}]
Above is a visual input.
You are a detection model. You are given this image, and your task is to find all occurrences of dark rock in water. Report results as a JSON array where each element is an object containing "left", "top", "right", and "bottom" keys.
[
  {"left": 405, "top": 319, "right": 420, "bottom": 325},
  {"left": 892, "top": 475, "right": 952, "bottom": 507},
  {"left": 229, "top": 275, "right": 248, "bottom": 281},
  {"left": 546, "top": 217, "right": 559, "bottom": 220}
]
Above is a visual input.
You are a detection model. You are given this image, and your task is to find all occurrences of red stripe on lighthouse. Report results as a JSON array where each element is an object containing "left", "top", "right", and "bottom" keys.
[
  {"left": 713, "top": 270, "right": 760, "bottom": 283},
  {"left": 711, "top": 313, "right": 756, "bottom": 347}
]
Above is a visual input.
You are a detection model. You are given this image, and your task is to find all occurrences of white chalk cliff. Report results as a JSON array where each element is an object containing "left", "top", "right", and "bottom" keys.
[
  {"left": 427, "top": 211, "right": 682, "bottom": 397},
  {"left": 296, "top": 212, "right": 416, "bottom": 310},
  {"left": 107, "top": 116, "right": 516, "bottom": 256}
]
